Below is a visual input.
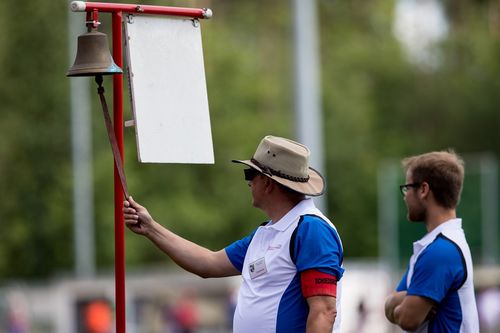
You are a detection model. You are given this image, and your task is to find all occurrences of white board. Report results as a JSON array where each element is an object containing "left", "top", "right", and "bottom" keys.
[{"left": 125, "top": 15, "right": 214, "bottom": 164}]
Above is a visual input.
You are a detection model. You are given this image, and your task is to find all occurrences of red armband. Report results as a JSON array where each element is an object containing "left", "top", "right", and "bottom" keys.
[{"left": 301, "top": 269, "right": 337, "bottom": 298}]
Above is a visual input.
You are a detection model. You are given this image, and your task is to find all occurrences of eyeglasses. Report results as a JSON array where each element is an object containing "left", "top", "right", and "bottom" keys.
[
  {"left": 399, "top": 183, "right": 421, "bottom": 196},
  {"left": 244, "top": 168, "right": 261, "bottom": 181}
]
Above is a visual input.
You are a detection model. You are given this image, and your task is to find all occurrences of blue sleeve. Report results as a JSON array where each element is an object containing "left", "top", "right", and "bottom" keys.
[
  {"left": 407, "top": 235, "right": 465, "bottom": 303},
  {"left": 293, "top": 215, "right": 344, "bottom": 280},
  {"left": 224, "top": 227, "right": 259, "bottom": 272},
  {"left": 396, "top": 268, "right": 409, "bottom": 292}
]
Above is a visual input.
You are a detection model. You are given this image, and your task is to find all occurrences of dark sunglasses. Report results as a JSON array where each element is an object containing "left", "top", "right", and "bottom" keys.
[{"left": 244, "top": 168, "right": 261, "bottom": 181}]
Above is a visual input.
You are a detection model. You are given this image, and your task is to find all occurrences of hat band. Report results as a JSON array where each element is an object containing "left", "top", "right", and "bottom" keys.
[{"left": 251, "top": 158, "right": 310, "bottom": 183}]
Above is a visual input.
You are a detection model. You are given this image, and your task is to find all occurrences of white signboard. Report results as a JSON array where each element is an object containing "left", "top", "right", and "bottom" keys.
[{"left": 125, "top": 15, "right": 214, "bottom": 163}]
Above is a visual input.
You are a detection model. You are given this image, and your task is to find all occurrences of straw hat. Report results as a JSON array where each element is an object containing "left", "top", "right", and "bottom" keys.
[{"left": 232, "top": 135, "right": 325, "bottom": 196}]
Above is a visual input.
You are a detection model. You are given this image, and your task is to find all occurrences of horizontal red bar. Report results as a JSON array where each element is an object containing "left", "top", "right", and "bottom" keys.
[{"left": 70, "top": 1, "right": 212, "bottom": 19}]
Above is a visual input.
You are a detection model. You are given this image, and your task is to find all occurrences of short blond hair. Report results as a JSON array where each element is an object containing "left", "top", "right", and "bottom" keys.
[{"left": 402, "top": 150, "right": 465, "bottom": 209}]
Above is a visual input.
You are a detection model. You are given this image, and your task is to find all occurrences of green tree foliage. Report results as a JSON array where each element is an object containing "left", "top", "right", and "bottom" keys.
[
  {"left": 0, "top": 0, "right": 498, "bottom": 279},
  {"left": 0, "top": 0, "right": 72, "bottom": 279}
]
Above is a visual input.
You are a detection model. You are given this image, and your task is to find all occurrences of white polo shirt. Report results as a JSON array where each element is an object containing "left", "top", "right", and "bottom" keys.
[
  {"left": 225, "top": 198, "right": 344, "bottom": 333},
  {"left": 397, "top": 219, "right": 479, "bottom": 332}
]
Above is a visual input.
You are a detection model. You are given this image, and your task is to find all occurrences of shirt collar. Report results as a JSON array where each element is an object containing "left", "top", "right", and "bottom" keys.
[
  {"left": 264, "top": 198, "right": 316, "bottom": 232},
  {"left": 413, "top": 218, "right": 462, "bottom": 254}
]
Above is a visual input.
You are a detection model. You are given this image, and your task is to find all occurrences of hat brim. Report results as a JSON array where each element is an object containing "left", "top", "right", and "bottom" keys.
[{"left": 232, "top": 159, "right": 326, "bottom": 197}]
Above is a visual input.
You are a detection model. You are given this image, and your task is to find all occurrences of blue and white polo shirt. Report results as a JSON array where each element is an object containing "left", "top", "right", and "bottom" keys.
[
  {"left": 397, "top": 219, "right": 479, "bottom": 333},
  {"left": 225, "top": 198, "right": 344, "bottom": 333}
]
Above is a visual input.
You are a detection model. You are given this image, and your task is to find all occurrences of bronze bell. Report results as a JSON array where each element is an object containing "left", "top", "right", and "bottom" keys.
[{"left": 67, "top": 29, "right": 122, "bottom": 77}]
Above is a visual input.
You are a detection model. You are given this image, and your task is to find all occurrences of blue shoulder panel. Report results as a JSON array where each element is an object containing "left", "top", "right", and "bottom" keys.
[{"left": 290, "top": 214, "right": 344, "bottom": 279}]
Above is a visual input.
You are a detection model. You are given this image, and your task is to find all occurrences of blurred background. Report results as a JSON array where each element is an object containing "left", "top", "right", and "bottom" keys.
[{"left": 0, "top": 0, "right": 499, "bottom": 332}]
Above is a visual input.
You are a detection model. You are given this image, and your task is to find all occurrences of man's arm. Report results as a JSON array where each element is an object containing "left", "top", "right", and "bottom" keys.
[
  {"left": 124, "top": 197, "right": 240, "bottom": 278},
  {"left": 301, "top": 269, "right": 338, "bottom": 332},
  {"left": 385, "top": 291, "right": 406, "bottom": 324},
  {"left": 385, "top": 291, "right": 434, "bottom": 331},
  {"left": 306, "top": 295, "right": 337, "bottom": 333}
]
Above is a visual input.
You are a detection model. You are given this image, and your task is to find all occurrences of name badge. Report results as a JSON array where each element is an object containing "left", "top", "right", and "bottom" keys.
[{"left": 248, "top": 257, "right": 267, "bottom": 279}]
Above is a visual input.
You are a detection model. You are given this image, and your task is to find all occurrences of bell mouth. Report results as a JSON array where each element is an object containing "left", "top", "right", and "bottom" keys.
[{"left": 67, "top": 62, "right": 122, "bottom": 77}]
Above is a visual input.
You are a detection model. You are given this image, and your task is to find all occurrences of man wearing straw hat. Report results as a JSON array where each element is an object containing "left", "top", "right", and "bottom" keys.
[{"left": 124, "top": 135, "right": 344, "bottom": 333}]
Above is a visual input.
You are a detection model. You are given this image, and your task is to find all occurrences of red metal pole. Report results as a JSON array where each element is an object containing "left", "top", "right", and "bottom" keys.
[{"left": 112, "top": 11, "right": 126, "bottom": 333}]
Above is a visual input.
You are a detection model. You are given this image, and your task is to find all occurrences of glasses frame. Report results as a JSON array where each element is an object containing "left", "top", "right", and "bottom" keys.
[{"left": 399, "top": 183, "right": 421, "bottom": 196}]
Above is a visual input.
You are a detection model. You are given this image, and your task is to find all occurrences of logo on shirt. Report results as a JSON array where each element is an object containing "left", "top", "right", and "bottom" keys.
[{"left": 267, "top": 244, "right": 282, "bottom": 251}]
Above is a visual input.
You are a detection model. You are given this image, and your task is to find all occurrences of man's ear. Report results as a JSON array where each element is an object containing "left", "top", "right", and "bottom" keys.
[
  {"left": 264, "top": 176, "right": 271, "bottom": 187},
  {"left": 420, "top": 182, "right": 431, "bottom": 198},
  {"left": 264, "top": 177, "right": 274, "bottom": 192}
]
